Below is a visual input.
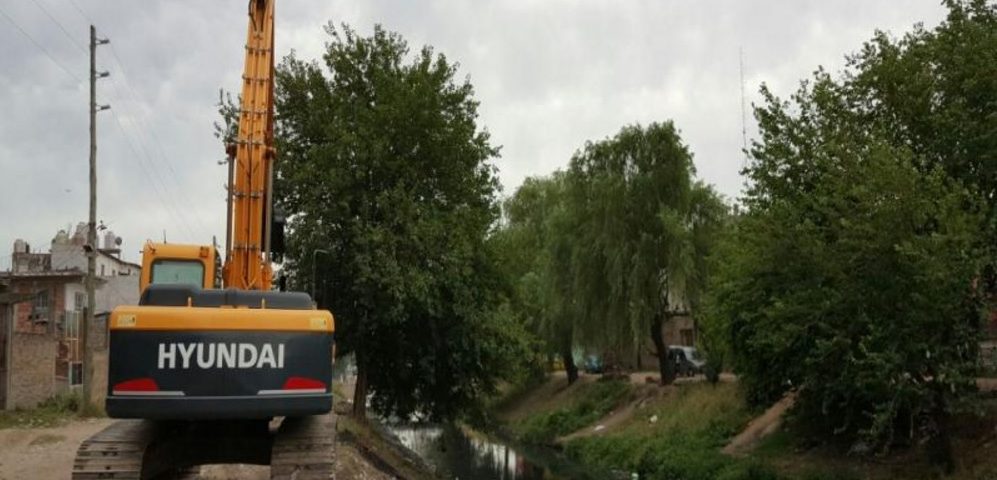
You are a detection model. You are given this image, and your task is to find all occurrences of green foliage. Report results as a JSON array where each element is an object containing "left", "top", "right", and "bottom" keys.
[
  {"left": 795, "top": 472, "right": 859, "bottom": 480},
  {"left": 566, "top": 124, "right": 711, "bottom": 352},
  {"left": 705, "top": 0, "right": 991, "bottom": 452},
  {"left": 514, "top": 380, "right": 629, "bottom": 443},
  {"left": 490, "top": 175, "right": 577, "bottom": 380},
  {"left": 715, "top": 463, "right": 782, "bottom": 480},
  {"left": 494, "top": 123, "right": 728, "bottom": 383},
  {"left": 564, "top": 413, "right": 741, "bottom": 479},
  {"left": 552, "top": 383, "right": 752, "bottom": 480},
  {"left": 269, "top": 23, "right": 524, "bottom": 420},
  {"left": 844, "top": 1, "right": 997, "bottom": 242}
]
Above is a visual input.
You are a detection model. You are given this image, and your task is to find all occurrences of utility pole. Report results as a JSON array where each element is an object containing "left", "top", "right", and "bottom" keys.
[
  {"left": 85, "top": 25, "right": 109, "bottom": 410},
  {"left": 739, "top": 47, "right": 748, "bottom": 170}
]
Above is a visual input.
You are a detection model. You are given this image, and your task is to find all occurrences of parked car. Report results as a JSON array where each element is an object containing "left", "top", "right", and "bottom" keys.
[
  {"left": 582, "top": 354, "right": 604, "bottom": 374},
  {"left": 669, "top": 346, "right": 706, "bottom": 376}
]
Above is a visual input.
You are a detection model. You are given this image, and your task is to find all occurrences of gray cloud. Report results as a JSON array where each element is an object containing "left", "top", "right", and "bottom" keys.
[{"left": 0, "top": 0, "right": 947, "bottom": 268}]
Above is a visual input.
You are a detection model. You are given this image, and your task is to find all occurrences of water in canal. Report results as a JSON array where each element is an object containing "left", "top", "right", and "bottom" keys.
[{"left": 390, "top": 423, "right": 618, "bottom": 480}]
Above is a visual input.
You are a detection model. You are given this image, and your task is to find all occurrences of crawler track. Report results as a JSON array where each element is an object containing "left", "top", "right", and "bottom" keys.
[
  {"left": 71, "top": 412, "right": 336, "bottom": 480},
  {"left": 271, "top": 412, "right": 337, "bottom": 479}
]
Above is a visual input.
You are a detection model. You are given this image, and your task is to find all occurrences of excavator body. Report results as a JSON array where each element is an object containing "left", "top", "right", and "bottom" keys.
[
  {"left": 105, "top": 243, "right": 333, "bottom": 420},
  {"left": 74, "top": 2, "right": 338, "bottom": 476}
]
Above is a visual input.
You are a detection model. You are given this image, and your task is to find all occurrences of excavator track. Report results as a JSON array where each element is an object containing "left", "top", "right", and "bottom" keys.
[
  {"left": 271, "top": 411, "right": 337, "bottom": 479},
  {"left": 72, "top": 420, "right": 153, "bottom": 479},
  {"left": 72, "top": 412, "right": 336, "bottom": 480}
]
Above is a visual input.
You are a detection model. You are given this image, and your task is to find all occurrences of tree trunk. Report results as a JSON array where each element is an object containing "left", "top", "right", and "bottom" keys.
[
  {"left": 560, "top": 338, "right": 578, "bottom": 384},
  {"left": 926, "top": 400, "right": 955, "bottom": 473},
  {"left": 651, "top": 314, "right": 675, "bottom": 385},
  {"left": 351, "top": 360, "right": 368, "bottom": 420}
]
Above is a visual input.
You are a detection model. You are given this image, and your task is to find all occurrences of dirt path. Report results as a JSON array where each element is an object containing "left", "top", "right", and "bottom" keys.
[
  {"left": 0, "top": 375, "right": 395, "bottom": 479},
  {"left": 723, "top": 392, "right": 796, "bottom": 456},
  {"left": 0, "top": 416, "right": 271, "bottom": 479},
  {"left": 0, "top": 417, "right": 114, "bottom": 480}
]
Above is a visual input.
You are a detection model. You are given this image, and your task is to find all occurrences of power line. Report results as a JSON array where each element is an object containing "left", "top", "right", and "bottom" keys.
[
  {"left": 104, "top": 74, "right": 202, "bottom": 240},
  {"left": 66, "top": 0, "right": 93, "bottom": 25},
  {"left": 104, "top": 45, "right": 214, "bottom": 238},
  {"left": 739, "top": 47, "right": 748, "bottom": 170},
  {"left": 63, "top": 2, "right": 214, "bottom": 241},
  {"left": 0, "top": 4, "right": 82, "bottom": 83},
  {"left": 28, "top": 0, "right": 86, "bottom": 54},
  {"left": 60, "top": 0, "right": 212, "bottom": 241},
  {"left": 106, "top": 105, "right": 198, "bottom": 242}
]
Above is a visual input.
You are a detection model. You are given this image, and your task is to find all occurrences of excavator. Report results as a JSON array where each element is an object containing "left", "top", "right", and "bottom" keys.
[{"left": 72, "top": 1, "right": 336, "bottom": 478}]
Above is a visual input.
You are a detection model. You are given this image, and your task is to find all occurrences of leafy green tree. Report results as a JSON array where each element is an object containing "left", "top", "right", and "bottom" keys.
[
  {"left": 495, "top": 175, "right": 582, "bottom": 383},
  {"left": 707, "top": 5, "right": 989, "bottom": 452},
  {"left": 567, "top": 123, "right": 726, "bottom": 384},
  {"left": 270, "top": 24, "right": 517, "bottom": 420},
  {"left": 834, "top": 0, "right": 997, "bottom": 281}
]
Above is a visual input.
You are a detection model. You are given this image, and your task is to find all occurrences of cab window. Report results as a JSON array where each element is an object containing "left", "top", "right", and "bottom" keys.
[{"left": 151, "top": 260, "right": 205, "bottom": 287}]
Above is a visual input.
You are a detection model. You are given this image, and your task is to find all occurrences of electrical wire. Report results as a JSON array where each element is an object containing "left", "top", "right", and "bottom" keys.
[
  {"left": 0, "top": 3, "right": 82, "bottom": 84},
  {"left": 103, "top": 75, "right": 199, "bottom": 241},
  {"left": 66, "top": 0, "right": 93, "bottom": 25},
  {"left": 104, "top": 45, "right": 215, "bottom": 239},
  {"left": 55, "top": 1, "right": 210, "bottom": 243},
  {"left": 106, "top": 105, "right": 199, "bottom": 242},
  {"left": 27, "top": 0, "right": 86, "bottom": 54},
  {"left": 66, "top": 1, "right": 216, "bottom": 241}
]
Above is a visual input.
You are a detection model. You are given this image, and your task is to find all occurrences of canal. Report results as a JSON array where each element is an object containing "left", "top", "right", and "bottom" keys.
[{"left": 390, "top": 423, "right": 620, "bottom": 480}]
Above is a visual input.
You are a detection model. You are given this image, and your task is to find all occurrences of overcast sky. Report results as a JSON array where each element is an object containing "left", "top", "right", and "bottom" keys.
[{"left": 0, "top": 0, "right": 948, "bottom": 267}]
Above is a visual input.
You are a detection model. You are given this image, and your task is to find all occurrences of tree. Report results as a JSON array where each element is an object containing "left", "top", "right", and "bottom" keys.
[
  {"left": 567, "top": 123, "right": 726, "bottom": 385},
  {"left": 835, "top": 0, "right": 997, "bottom": 282},
  {"left": 706, "top": 6, "right": 989, "bottom": 452},
  {"left": 270, "top": 24, "right": 516, "bottom": 421},
  {"left": 494, "top": 175, "right": 582, "bottom": 383}
]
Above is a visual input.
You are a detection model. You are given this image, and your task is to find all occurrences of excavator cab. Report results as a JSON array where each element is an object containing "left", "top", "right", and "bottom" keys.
[{"left": 139, "top": 242, "right": 219, "bottom": 291}]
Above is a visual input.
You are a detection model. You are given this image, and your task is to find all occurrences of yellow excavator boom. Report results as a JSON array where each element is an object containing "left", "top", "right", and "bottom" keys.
[{"left": 224, "top": 0, "right": 277, "bottom": 291}]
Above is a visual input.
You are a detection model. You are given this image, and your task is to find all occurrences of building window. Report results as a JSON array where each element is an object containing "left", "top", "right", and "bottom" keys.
[
  {"left": 75, "top": 292, "right": 86, "bottom": 312},
  {"left": 35, "top": 289, "right": 50, "bottom": 309},
  {"left": 31, "top": 289, "right": 51, "bottom": 323},
  {"left": 100, "top": 264, "right": 105, "bottom": 276},
  {"left": 63, "top": 312, "right": 82, "bottom": 385},
  {"left": 69, "top": 362, "right": 83, "bottom": 386}
]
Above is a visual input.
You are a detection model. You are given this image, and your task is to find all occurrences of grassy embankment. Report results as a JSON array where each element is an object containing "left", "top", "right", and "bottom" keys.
[{"left": 494, "top": 375, "right": 997, "bottom": 480}]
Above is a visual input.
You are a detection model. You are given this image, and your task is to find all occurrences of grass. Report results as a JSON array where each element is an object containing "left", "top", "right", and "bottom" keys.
[
  {"left": 499, "top": 376, "right": 997, "bottom": 480},
  {"left": 561, "top": 382, "right": 760, "bottom": 480},
  {"left": 513, "top": 379, "right": 630, "bottom": 444},
  {"left": 502, "top": 379, "right": 863, "bottom": 480},
  {"left": 0, "top": 393, "right": 90, "bottom": 429}
]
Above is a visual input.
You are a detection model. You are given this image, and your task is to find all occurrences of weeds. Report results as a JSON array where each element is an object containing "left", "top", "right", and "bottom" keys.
[
  {"left": 0, "top": 392, "right": 96, "bottom": 429},
  {"left": 514, "top": 379, "right": 630, "bottom": 443}
]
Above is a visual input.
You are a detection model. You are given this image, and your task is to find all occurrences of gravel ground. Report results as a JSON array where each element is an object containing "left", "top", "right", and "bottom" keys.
[{"left": 0, "top": 413, "right": 393, "bottom": 479}]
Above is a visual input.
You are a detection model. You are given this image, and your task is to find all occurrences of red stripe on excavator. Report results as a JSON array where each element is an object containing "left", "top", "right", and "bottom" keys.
[
  {"left": 112, "top": 378, "right": 185, "bottom": 396},
  {"left": 257, "top": 376, "right": 327, "bottom": 395},
  {"left": 283, "top": 377, "right": 326, "bottom": 390}
]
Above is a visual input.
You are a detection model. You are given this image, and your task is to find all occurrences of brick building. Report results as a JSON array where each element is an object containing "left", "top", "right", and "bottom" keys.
[{"left": 0, "top": 224, "right": 140, "bottom": 409}]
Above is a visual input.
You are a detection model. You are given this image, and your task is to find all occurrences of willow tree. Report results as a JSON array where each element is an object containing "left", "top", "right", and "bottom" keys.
[
  {"left": 496, "top": 174, "right": 582, "bottom": 383},
  {"left": 568, "top": 123, "right": 725, "bottom": 384}
]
